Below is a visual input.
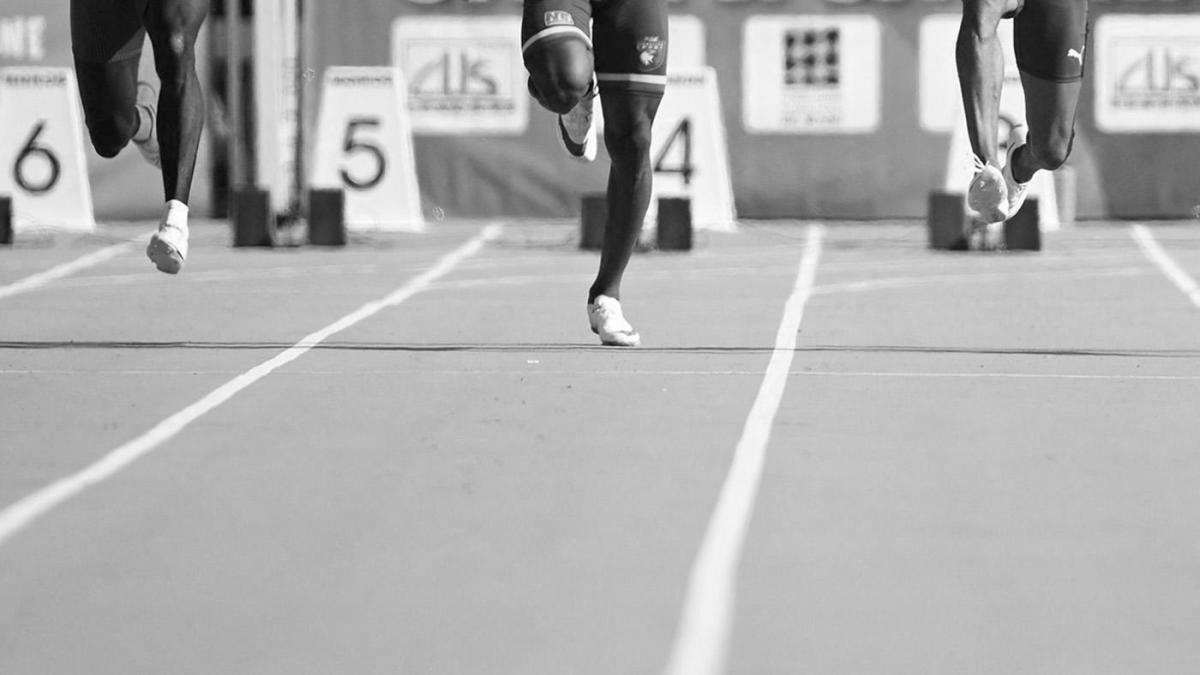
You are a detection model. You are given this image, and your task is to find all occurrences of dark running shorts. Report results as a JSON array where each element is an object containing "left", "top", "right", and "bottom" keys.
[
  {"left": 70, "top": 0, "right": 149, "bottom": 64},
  {"left": 1013, "top": 0, "right": 1089, "bottom": 82},
  {"left": 521, "top": 0, "right": 669, "bottom": 95}
]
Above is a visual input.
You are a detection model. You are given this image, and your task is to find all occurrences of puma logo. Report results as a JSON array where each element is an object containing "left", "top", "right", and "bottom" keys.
[{"left": 1067, "top": 48, "right": 1084, "bottom": 64}]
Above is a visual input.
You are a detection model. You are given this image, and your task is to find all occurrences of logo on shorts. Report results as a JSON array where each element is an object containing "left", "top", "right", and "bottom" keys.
[
  {"left": 637, "top": 36, "right": 666, "bottom": 71},
  {"left": 1067, "top": 47, "right": 1085, "bottom": 65},
  {"left": 544, "top": 11, "right": 573, "bottom": 28}
]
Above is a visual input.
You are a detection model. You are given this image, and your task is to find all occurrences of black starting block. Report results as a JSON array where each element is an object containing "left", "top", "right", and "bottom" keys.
[
  {"left": 580, "top": 194, "right": 693, "bottom": 252},
  {"left": 307, "top": 188, "right": 346, "bottom": 246},
  {"left": 0, "top": 195, "right": 11, "bottom": 245},
  {"left": 927, "top": 191, "right": 1040, "bottom": 252},
  {"left": 232, "top": 186, "right": 274, "bottom": 247}
]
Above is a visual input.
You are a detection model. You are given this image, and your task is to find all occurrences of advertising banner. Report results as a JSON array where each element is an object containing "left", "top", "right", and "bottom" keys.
[
  {"left": 742, "top": 15, "right": 881, "bottom": 134},
  {"left": 1093, "top": 15, "right": 1200, "bottom": 133}
]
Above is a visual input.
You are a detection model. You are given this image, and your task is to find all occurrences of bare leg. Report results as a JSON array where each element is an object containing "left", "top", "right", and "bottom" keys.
[
  {"left": 591, "top": 89, "right": 661, "bottom": 303},
  {"left": 143, "top": 0, "right": 209, "bottom": 204},
  {"left": 1010, "top": 72, "right": 1081, "bottom": 182},
  {"left": 956, "top": 0, "right": 1020, "bottom": 167}
]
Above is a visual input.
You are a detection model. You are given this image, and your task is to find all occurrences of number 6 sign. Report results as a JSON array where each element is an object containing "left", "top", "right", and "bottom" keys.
[
  {"left": 311, "top": 67, "right": 424, "bottom": 232},
  {"left": 0, "top": 67, "right": 95, "bottom": 233}
]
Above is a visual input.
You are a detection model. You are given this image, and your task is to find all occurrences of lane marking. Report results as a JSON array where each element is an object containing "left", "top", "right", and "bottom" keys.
[
  {"left": 664, "top": 224, "right": 824, "bottom": 675},
  {"left": 0, "top": 241, "right": 134, "bottom": 301},
  {"left": 1131, "top": 224, "right": 1200, "bottom": 308},
  {"left": 0, "top": 224, "right": 503, "bottom": 548}
]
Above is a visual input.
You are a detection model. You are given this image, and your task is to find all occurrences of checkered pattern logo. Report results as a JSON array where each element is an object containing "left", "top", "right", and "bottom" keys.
[{"left": 784, "top": 28, "right": 840, "bottom": 86}]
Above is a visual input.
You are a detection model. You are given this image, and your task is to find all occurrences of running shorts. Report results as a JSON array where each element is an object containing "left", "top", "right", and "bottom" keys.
[
  {"left": 70, "top": 0, "right": 149, "bottom": 64},
  {"left": 1013, "top": 0, "right": 1089, "bottom": 82},
  {"left": 521, "top": 0, "right": 669, "bottom": 95}
]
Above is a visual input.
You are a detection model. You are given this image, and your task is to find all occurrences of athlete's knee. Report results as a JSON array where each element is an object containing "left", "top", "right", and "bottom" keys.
[
  {"left": 524, "top": 39, "right": 592, "bottom": 114},
  {"left": 603, "top": 113, "right": 654, "bottom": 164},
  {"left": 958, "top": 0, "right": 1013, "bottom": 39},
  {"left": 1028, "top": 130, "right": 1073, "bottom": 171},
  {"left": 85, "top": 117, "right": 135, "bottom": 158},
  {"left": 146, "top": 1, "right": 207, "bottom": 82}
]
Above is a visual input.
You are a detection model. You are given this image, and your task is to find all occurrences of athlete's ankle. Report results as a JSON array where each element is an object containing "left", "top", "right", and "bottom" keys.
[{"left": 164, "top": 199, "right": 189, "bottom": 230}]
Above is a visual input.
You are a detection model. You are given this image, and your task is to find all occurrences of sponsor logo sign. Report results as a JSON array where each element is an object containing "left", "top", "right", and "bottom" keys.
[
  {"left": 393, "top": 16, "right": 526, "bottom": 135},
  {"left": 742, "top": 15, "right": 880, "bottom": 134},
  {"left": 1095, "top": 15, "right": 1200, "bottom": 132}
]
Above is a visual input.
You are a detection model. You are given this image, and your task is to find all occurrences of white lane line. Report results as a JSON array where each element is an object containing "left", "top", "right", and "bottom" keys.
[
  {"left": 0, "top": 223, "right": 503, "bottom": 548},
  {"left": 1131, "top": 224, "right": 1200, "bottom": 308},
  {"left": 0, "top": 241, "right": 134, "bottom": 301},
  {"left": 663, "top": 224, "right": 825, "bottom": 675}
]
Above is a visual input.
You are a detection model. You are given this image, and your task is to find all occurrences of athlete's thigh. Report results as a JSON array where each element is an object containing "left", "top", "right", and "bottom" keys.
[
  {"left": 70, "top": 0, "right": 149, "bottom": 64},
  {"left": 592, "top": 0, "right": 669, "bottom": 98},
  {"left": 521, "top": 0, "right": 594, "bottom": 68}
]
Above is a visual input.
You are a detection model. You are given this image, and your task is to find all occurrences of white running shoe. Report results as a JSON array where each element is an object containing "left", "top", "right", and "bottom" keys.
[
  {"left": 146, "top": 223, "right": 188, "bottom": 274},
  {"left": 133, "top": 81, "right": 161, "bottom": 168},
  {"left": 587, "top": 295, "right": 640, "bottom": 347},
  {"left": 967, "top": 157, "right": 1009, "bottom": 225},
  {"left": 1002, "top": 125, "right": 1032, "bottom": 218},
  {"left": 557, "top": 78, "right": 597, "bottom": 162}
]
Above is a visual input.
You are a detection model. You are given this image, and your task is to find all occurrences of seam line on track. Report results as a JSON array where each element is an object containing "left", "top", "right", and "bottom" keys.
[
  {"left": 0, "top": 223, "right": 504, "bottom": 548},
  {"left": 663, "top": 223, "right": 825, "bottom": 675}
]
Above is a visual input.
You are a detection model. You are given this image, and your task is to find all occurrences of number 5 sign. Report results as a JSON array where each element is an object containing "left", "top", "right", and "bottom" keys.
[
  {"left": 311, "top": 67, "right": 424, "bottom": 232},
  {"left": 0, "top": 67, "right": 95, "bottom": 233}
]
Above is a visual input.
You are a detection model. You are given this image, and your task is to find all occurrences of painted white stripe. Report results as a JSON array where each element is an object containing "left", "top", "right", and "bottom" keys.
[
  {"left": 663, "top": 224, "right": 825, "bottom": 675},
  {"left": 0, "top": 223, "right": 503, "bottom": 548},
  {"left": 522, "top": 25, "right": 591, "bottom": 52},
  {"left": 597, "top": 73, "right": 668, "bottom": 86},
  {"left": 0, "top": 240, "right": 133, "bottom": 301},
  {"left": 1131, "top": 224, "right": 1200, "bottom": 308}
]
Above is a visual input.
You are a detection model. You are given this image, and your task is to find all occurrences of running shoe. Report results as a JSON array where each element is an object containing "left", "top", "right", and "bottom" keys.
[
  {"left": 133, "top": 81, "right": 161, "bottom": 168},
  {"left": 967, "top": 156, "right": 1008, "bottom": 225},
  {"left": 558, "top": 78, "right": 597, "bottom": 162},
  {"left": 1002, "top": 125, "right": 1032, "bottom": 218},
  {"left": 588, "top": 295, "right": 640, "bottom": 347},
  {"left": 146, "top": 223, "right": 188, "bottom": 274}
]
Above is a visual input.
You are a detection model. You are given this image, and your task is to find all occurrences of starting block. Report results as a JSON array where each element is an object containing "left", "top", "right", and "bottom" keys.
[
  {"left": 307, "top": 188, "right": 346, "bottom": 246},
  {"left": 580, "top": 194, "right": 693, "bottom": 252},
  {"left": 231, "top": 186, "right": 274, "bottom": 247},
  {"left": 927, "top": 191, "right": 1040, "bottom": 252}
]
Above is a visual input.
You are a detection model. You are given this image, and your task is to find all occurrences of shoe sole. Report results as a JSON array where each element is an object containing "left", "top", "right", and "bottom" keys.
[
  {"left": 146, "top": 236, "right": 184, "bottom": 275},
  {"left": 967, "top": 171, "right": 1008, "bottom": 224}
]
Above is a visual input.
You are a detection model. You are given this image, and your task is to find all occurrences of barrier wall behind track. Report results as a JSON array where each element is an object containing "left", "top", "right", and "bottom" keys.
[{"left": 306, "top": 0, "right": 1200, "bottom": 221}]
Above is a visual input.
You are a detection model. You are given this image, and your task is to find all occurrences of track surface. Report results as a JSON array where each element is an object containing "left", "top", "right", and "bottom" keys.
[{"left": 2, "top": 220, "right": 1200, "bottom": 674}]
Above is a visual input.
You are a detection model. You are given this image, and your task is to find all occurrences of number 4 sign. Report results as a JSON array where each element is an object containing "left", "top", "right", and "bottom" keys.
[
  {"left": 311, "top": 67, "right": 424, "bottom": 232},
  {"left": 0, "top": 67, "right": 95, "bottom": 233},
  {"left": 646, "top": 67, "right": 736, "bottom": 232}
]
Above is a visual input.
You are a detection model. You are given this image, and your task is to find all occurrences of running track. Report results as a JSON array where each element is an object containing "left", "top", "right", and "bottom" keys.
[{"left": 2, "top": 220, "right": 1199, "bottom": 674}]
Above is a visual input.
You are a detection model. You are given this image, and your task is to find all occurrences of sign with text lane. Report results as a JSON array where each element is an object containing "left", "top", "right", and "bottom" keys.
[
  {"left": 0, "top": 67, "right": 94, "bottom": 232},
  {"left": 311, "top": 66, "right": 425, "bottom": 232}
]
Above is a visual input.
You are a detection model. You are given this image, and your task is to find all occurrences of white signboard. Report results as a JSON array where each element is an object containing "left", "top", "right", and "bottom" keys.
[
  {"left": 311, "top": 67, "right": 424, "bottom": 232},
  {"left": 392, "top": 16, "right": 526, "bottom": 136},
  {"left": 647, "top": 67, "right": 736, "bottom": 231},
  {"left": 1094, "top": 15, "right": 1200, "bottom": 133},
  {"left": 742, "top": 15, "right": 880, "bottom": 134},
  {"left": 0, "top": 67, "right": 94, "bottom": 232}
]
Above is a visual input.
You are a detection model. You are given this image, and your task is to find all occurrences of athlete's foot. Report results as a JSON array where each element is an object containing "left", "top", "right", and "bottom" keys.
[
  {"left": 558, "top": 78, "right": 597, "bottom": 162},
  {"left": 967, "top": 158, "right": 1009, "bottom": 224},
  {"left": 133, "top": 81, "right": 161, "bottom": 168},
  {"left": 1002, "top": 125, "right": 1032, "bottom": 218},
  {"left": 588, "top": 295, "right": 640, "bottom": 347},
  {"left": 146, "top": 201, "right": 190, "bottom": 274}
]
